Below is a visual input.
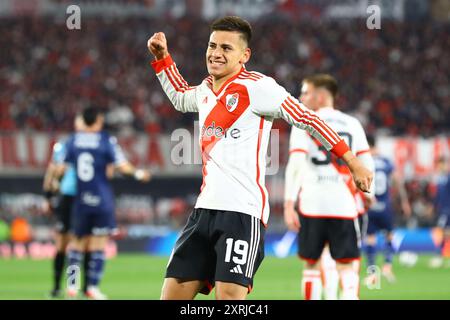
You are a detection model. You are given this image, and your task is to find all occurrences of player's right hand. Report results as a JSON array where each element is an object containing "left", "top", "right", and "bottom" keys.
[
  {"left": 141, "top": 169, "right": 152, "bottom": 182},
  {"left": 135, "top": 169, "right": 152, "bottom": 183},
  {"left": 147, "top": 32, "right": 169, "bottom": 60},
  {"left": 284, "top": 205, "right": 301, "bottom": 232}
]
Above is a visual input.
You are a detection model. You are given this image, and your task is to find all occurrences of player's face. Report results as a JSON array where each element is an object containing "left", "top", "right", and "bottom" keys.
[
  {"left": 206, "top": 31, "right": 250, "bottom": 79},
  {"left": 300, "top": 82, "right": 320, "bottom": 111}
]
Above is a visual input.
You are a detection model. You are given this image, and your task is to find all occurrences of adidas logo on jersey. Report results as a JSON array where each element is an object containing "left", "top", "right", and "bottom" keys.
[{"left": 229, "top": 265, "right": 243, "bottom": 274}]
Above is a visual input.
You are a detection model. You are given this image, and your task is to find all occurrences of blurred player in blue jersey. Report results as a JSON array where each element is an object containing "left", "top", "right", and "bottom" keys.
[
  {"left": 364, "top": 135, "right": 411, "bottom": 284},
  {"left": 429, "top": 157, "right": 450, "bottom": 268},
  {"left": 58, "top": 107, "right": 150, "bottom": 299},
  {"left": 43, "top": 114, "right": 85, "bottom": 298}
]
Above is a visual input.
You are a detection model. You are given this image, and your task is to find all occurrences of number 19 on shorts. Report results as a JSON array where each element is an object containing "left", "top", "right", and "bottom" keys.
[{"left": 224, "top": 238, "right": 249, "bottom": 265}]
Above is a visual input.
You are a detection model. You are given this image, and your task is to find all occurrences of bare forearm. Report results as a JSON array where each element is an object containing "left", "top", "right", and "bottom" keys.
[
  {"left": 116, "top": 162, "right": 150, "bottom": 182},
  {"left": 341, "top": 150, "right": 373, "bottom": 193},
  {"left": 43, "top": 163, "right": 58, "bottom": 191},
  {"left": 342, "top": 150, "right": 359, "bottom": 168},
  {"left": 43, "top": 166, "right": 54, "bottom": 191},
  {"left": 117, "top": 162, "right": 135, "bottom": 176},
  {"left": 284, "top": 153, "right": 306, "bottom": 202}
]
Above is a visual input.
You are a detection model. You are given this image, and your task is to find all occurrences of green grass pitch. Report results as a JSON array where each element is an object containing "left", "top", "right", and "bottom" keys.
[{"left": 0, "top": 254, "right": 449, "bottom": 300}]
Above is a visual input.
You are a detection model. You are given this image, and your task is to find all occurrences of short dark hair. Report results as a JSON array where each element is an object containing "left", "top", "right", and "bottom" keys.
[
  {"left": 303, "top": 74, "right": 338, "bottom": 100},
  {"left": 210, "top": 16, "right": 252, "bottom": 46},
  {"left": 367, "top": 134, "right": 376, "bottom": 147},
  {"left": 82, "top": 107, "right": 102, "bottom": 126}
]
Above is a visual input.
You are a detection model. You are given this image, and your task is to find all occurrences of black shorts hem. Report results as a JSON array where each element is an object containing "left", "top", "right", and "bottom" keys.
[
  {"left": 164, "top": 272, "right": 212, "bottom": 293},
  {"left": 298, "top": 253, "right": 319, "bottom": 265},
  {"left": 214, "top": 277, "right": 252, "bottom": 292},
  {"left": 335, "top": 256, "right": 361, "bottom": 263}
]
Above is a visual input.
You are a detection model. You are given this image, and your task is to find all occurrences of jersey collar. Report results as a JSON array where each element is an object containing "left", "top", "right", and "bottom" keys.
[{"left": 210, "top": 66, "right": 245, "bottom": 97}]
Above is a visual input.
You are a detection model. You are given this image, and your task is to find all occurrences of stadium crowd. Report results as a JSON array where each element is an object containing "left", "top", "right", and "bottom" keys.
[{"left": 1, "top": 15, "right": 449, "bottom": 137}]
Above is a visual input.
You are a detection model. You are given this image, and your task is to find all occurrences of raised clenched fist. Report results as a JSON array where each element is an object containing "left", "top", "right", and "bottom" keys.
[{"left": 148, "top": 32, "right": 169, "bottom": 60}]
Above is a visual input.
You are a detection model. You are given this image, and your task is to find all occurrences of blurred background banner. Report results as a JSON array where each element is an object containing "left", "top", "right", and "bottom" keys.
[{"left": 0, "top": 133, "right": 449, "bottom": 178}]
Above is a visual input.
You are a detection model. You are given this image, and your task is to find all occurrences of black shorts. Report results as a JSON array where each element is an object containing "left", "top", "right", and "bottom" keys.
[
  {"left": 166, "top": 208, "right": 265, "bottom": 295},
  {"left": 54, "top": 195, "right": 75, "bottom": 234},
  {"left": 298, "top": 215, "right": 361, "bottom": 264}
]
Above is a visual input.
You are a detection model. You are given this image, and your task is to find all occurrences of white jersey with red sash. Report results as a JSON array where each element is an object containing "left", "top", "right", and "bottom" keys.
[
  {"left": 152, "top": 56, "right": 350, "bottom": 225},
  {"left": 289, "top": 107, "right": 372, "bottom": 219}
]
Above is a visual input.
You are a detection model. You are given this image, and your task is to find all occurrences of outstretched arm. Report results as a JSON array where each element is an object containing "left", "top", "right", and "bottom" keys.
[
  {"left": 115, "top": 162, "right": 151, "bottom": 183},
  {"left": 106, "top": 136, "right": 151, "bottom": 183},
  {"left": 148, "top": 32, "right": 198, "bottom": 113},
  {"left": 251, "top": 77, "right": 373, "bottom": 193}
]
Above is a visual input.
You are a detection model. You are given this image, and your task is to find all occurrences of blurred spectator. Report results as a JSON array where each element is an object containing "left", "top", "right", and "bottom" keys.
[
  {"left": 0, "top": 15, "right": 448, "bottom": 136},
  {"left": 404, "top": 179, "right": 436, "bottom": 228}
]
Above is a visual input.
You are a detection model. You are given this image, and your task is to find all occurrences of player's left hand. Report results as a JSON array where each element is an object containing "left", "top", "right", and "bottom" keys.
[
  {"left": 351, "top": 165, "right": 373, "bottom": 193},
  {"left": 343, "top": 153, "right": 373, "bottom": 193},
  {"left": 283, "top": 201, "right": 301, "bottom": 231}
]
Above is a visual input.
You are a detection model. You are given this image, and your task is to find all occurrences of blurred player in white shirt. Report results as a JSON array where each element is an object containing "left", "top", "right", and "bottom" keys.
[{"left": 284, "top": 74, "right": 375, "bottom": 300}]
